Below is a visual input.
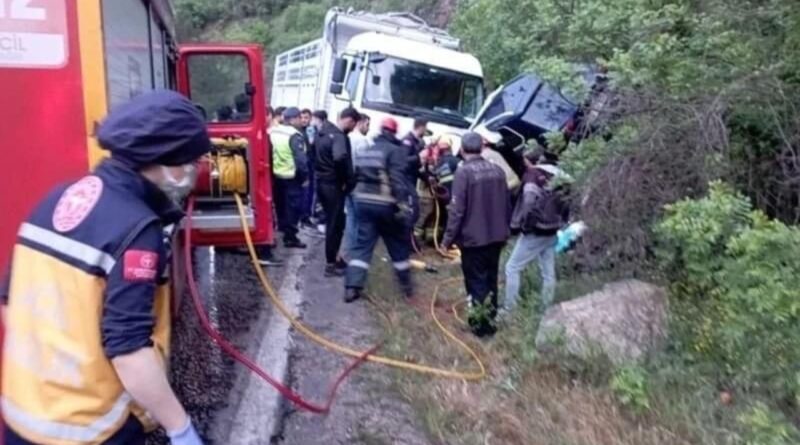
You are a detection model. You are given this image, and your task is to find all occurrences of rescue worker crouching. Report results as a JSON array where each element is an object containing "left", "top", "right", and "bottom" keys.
[
  {"left": 416, "top": 136, "right": 459, "bottom": 244},
  {"left": 270, "top": 107, "right": 310, "bottom": 249},
  {"left": 0, "top": 91, "right": 209, "bottom": 444},
  {"left": 344, "top": 118, "right": 413, "bottom": 303}
]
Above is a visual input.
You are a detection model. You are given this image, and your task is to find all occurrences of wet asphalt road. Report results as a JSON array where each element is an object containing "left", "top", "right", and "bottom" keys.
[
  {"left": 146, "top": 236, "right": 430, "bottom": 445},
  {"left": 146, "top": 246, "right": 286, "bottom": 445}
]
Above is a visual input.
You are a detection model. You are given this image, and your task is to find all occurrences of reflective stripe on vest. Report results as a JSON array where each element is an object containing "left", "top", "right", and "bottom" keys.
[
  {"left": 2, "top": 394, "right": 131, "bottom": 443},
  {"left": 18, "top": 223, "right": 116, "bottom": 274},
  {"left": 3, "top": 222, "right": 171, "bottom": 442},
  {"left": 270, "top": 125, "right": 297, "bottom": 179}
]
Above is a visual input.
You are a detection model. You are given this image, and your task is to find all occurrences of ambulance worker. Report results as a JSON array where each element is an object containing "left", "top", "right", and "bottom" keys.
[{"left": 1, "top": 91, "right": 208, "bottom": 445}]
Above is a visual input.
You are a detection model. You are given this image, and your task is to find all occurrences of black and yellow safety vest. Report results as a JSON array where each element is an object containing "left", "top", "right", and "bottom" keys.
[{"left": 1, "top": 160, "right": 180, "bottom": 445}]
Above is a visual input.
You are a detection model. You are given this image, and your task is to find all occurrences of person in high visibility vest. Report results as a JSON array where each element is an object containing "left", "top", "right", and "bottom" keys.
[
  {"left": 270, "top": 107, "right": 310, "bottom": 249},
  {"left": 0, "top": 91, "right": 209, "bottom": 445}
]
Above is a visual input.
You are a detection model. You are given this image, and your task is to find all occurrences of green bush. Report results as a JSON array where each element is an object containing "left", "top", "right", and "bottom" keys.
[
  {"left": 611, "top": 365, "right": 651, "bottom": 412},
  {"left": 656, "top": 182, "right": 800, "bottom": 399},
  {"left": 738, "top": 403, "right": 799, "bottom": 445}
]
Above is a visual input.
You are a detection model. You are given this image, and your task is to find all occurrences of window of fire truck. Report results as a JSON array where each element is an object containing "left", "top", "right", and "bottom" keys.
[{"left": 187, "top": 54, "right": 253, "bottom": 124}]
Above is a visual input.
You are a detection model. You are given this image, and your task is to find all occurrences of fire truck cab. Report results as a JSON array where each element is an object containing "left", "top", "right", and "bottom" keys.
[{"left": 0, "top": 1, "right": 273, "bottom": 438}]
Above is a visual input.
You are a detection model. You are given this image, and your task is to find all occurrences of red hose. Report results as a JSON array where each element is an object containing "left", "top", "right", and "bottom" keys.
[{"left": 183, "top": 198, "right": 378, "bottom": 414}]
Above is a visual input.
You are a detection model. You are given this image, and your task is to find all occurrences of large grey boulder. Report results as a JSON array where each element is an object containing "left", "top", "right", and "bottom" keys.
[{"left": 535, "top": 280, "right": 668, "bottom": 365}]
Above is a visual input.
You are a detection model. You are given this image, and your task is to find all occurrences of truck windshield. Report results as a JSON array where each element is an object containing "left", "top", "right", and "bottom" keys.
[{"left": 363, "top": 56, "right": 483, "bottom": 127}]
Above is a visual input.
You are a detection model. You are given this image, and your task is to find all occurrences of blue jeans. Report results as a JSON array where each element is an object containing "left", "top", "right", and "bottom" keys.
[
  {"left": 503, "top": 234, "right": 557, "bottom": 310},
  {"left": 343, "top": 195, "right": 358, "bottom": 256}
]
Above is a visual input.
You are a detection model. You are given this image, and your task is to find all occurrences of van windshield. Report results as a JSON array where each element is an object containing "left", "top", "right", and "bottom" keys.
[{"left": 363, "top": 56, "right": 483, "bottom": 128}]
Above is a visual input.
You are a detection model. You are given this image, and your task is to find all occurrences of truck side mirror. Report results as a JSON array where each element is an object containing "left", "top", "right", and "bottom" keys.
[
  {"left": 330, "top": 83, "right": 344, "bottom": 95},
  {"left": 331, "top": 58, "right": 347, "bottom": 84}
]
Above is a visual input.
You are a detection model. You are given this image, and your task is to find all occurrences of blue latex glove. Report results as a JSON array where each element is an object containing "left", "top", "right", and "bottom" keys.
[{"left": 168, "top": 418, "right": 203, "bottom": 445}]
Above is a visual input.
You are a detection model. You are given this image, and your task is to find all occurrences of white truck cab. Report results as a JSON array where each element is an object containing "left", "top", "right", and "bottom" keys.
[{"left": 272, "top": 8, "right": 484, "bottom": 141}]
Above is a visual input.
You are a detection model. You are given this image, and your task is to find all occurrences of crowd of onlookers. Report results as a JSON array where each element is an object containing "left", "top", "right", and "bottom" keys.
[{"left": 262, "top": 105, "right": 572, "bottom": 338}]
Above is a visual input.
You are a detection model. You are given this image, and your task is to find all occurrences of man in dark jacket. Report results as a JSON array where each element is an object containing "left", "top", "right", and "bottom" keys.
[
  {"left": 503, "top": 151, "right": 571, "bottom": 313},
  {"left": 400, "top": 117, "right": 429, "bottom": 229},
  {"left": 442, "top": 132, "right": 511, "bottom": 337},
  {"left": 315, "top": 107, "right": 358, "bottom": 275},
  {"left": 344, "top": 118, "right": 412, "bottom": 303}
]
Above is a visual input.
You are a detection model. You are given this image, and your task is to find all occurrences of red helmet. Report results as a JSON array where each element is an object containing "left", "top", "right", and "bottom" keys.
[{"left": 381, "top": 117, "right": 398, "bottom": 134}]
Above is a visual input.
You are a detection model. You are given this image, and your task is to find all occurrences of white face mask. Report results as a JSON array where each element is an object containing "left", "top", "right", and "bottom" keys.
[{"left": 159, "top": 164, "right": 198, "bottom": 202}]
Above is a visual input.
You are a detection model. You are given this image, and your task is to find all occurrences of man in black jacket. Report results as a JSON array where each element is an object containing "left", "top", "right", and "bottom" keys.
[
  {"left": 400, "top": 117, "right": 429, "bottom": 229},
  {"left": 442, "top": 132, "right": 512, "bottom": 337},
  {"left": 314, "top": 107, "right": 358, "bottom": 276},
  {"left": 344, "top": 117, "right": 413, "bottom": 303}
]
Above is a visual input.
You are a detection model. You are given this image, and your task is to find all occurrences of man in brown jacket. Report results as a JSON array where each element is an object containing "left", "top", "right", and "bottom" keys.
[{"left": 442, "top": 132, "right": 512, "bottom": 337}]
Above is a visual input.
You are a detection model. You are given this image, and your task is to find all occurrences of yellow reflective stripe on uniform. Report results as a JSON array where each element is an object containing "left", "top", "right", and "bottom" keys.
[
  {"left": 2, "top": 393, "right": 131, "bottom": 442},
  {"left": 18, "top": 223, "right": 116, "bottom": 274}
]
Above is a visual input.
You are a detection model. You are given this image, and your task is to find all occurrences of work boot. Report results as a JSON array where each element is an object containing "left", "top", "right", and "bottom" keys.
[
  {"left": 344, "top": 288, "right": 362, "bottom": 303},
  {"left": 324, "top": 263, "right": 345, "bottom": 277},
  {"left": 284, "top": 239, "right": 307, "bottom": 249},
  {"left": 401, "top": 284, "right": 415, "bottom": 300}
]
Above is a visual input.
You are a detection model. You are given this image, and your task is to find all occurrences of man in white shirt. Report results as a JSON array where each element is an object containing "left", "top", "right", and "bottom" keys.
[
  {"left": 343, "top": 114, "right": 371, "bottom": 258},
  {"left": 349, "top": 113, "right": 371, "bottom": 163}
]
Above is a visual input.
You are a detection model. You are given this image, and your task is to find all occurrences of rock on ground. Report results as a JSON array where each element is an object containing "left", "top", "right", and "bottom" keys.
[{"left": 536, "top": 279, "right": 668, "bottom": 365}]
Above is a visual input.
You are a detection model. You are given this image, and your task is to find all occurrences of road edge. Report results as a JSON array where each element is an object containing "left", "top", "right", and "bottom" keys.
[{"left": 221, "top": 248, "right": 306, "bottom": 445}]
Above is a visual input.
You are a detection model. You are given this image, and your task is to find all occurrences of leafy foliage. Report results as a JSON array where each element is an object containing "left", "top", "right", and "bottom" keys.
[
  {"left": 656, "top": 183, "right": 800, "bottom": 404},
  {"left": 453, "top": 0, "right": 800, "bottom": 274},
  {"left": 611, "top": 365, "right": 651, "bottom": 412},
  {"left": 738, "top": 403, "right": 800, "bottom": 445}
]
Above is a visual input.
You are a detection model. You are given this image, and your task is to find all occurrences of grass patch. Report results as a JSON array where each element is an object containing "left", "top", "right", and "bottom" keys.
[{"left": 362, "top": 245, "right": 793, "bottom": 445}]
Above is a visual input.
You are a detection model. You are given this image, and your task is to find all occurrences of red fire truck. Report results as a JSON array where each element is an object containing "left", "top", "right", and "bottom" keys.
[{"left": 0, "top": 1, "right": 274, "bottom": 438}]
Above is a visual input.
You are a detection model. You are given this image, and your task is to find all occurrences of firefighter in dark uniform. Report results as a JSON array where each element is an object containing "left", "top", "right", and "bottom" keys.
[
  {"left": 344, "top": 118, "right": 413, "bottom": 303},
  {"left": 1, "top": 91, "right": 209, "bottom": 445}
]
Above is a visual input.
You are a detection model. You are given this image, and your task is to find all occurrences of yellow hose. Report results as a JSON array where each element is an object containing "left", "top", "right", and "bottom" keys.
[
  {"left": 218, "top": 155, "right": 248, "bottom": 194},
  {"left": 234, "top": 194, "right": 485, "bottom": 380}
]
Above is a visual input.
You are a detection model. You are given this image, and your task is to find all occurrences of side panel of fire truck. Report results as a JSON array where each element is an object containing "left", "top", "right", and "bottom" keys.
[
  {"left": 0, "top": 1, "right": 272, "bottom": 439},
  {"left": 0, "top": 1, "right": 88, "bottom": 272}
]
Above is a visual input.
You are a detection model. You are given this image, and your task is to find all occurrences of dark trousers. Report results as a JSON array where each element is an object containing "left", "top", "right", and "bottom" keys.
[
  {"left": 317, "top": 180, "right": 346, "bottom": 264},
  {"left": 5, "top": 415, "right": 145, "bottom": 444},
  {"left": 274, "top": 177, "right": 304, "bottom": 242},
  {"left": 461, "top": 242, "right": 505, "bottom": 314},
  {"left": 345, "top": 202, "right": 412, "bottom": 294}
]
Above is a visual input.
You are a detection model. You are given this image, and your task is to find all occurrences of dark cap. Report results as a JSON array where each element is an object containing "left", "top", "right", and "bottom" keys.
[
  {"left": 339, "top": 107, "right": 361, "bottom": 122},
  {"left": 97, "top": 90, "right": 211, "bottom": 168},
  {"left": 461, "top": 131, "right": 483, "bottom": 154},
  {"left": 283, "top": 107, "right": 301, "bottom": 119}
]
